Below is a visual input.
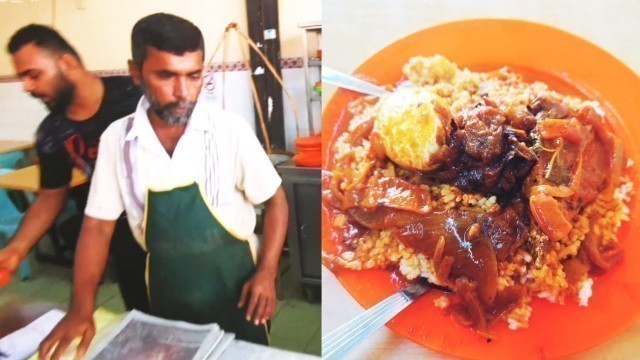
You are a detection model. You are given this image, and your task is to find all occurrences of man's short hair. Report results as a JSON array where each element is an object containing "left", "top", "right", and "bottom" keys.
[
  {"left": 131, "top": 13, "right": 204, "bottom": 69},
  {"left": 7, "top": 24, "right": 81, "bottom": 61}
]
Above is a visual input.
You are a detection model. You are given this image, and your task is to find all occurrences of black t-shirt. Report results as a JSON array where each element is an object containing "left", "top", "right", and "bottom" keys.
[{"left": 36, "top": 76, "right": 142, "bottom": 211}]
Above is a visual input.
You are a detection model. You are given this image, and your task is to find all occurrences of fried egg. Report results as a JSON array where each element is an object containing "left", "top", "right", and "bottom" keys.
[{"left": 374, "top": 87, "right": 450, "bottom": 170}]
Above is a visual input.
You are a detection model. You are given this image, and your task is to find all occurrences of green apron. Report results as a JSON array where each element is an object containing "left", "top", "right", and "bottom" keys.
[{"left": 143, "top": 182, "right": 269, "bottom": 345}]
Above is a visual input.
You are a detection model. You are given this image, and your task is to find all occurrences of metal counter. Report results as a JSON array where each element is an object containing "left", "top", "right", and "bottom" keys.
[{"left": 276, "top": 161, "right": 321, "bottom": 299}]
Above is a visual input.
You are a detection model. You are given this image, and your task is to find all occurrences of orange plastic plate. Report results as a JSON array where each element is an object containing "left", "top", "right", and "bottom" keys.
[
  {"left": 322, "top": 19, "right": 640, "bottom": 359},
  {"left": 293, "top": 151, "right": 321, "bottom": 167},
  {"left": 294, "top": 135, "right": 322, "bottom": 150}
]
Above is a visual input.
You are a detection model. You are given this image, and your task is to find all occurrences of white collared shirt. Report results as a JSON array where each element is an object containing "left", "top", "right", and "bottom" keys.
[{"left": 84, "top": 96, "right": 282, "bottom": 248}]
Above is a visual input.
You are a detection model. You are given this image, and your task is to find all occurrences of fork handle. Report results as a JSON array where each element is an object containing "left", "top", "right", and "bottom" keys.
[
  {"left": 322, "top": 292, "right": 412, "bottom": 360},
  {"left": 322, "top": 67, "right": 391, "bottom": 97}
]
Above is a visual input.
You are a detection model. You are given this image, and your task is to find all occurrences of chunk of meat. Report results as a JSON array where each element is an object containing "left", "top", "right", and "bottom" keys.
[
  {"left": 572, "top": 130, "right": 610, "bottom": 204},
  {"left": 322, "top": 171, "right": 432, "bottom": 214},
  {"left": 347, "top": 174, "right": 432, "bottom": 213},
  {"left": 525, "top": 104, "right": 623, "bottom": 246},
  {"left": 427, "top": 102, "right": 538, "bottom": 195},
  {"left": 481, "top": 201, "right": 529, "bottom": 261},
  {"left": 530, "top": 96, "right": 574, "bottom": 120},
  {"left": 463, "top": 106, "right": 506, "bottom": 164},
  {"left": 528, "top": 105, "right": 616, "bottom": 209},
  {"left": 347, "top": 206, "right": 426, "bottom": 229},
  {"left": 509, "top": 107, "right": 537, "bottom": 132}
]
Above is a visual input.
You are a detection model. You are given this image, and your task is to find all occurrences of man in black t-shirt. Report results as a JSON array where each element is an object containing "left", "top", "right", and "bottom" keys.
[
  {"left": 0, "top": 24, "right": 148, "bottom": 312},
  {"left": 37, "top": 75, "right": 138, "bottom": 211}
]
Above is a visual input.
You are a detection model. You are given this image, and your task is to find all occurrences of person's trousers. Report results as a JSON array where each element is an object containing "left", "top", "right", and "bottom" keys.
[{"left": 110, "top": 217, "right": 149, "bottom": 312}]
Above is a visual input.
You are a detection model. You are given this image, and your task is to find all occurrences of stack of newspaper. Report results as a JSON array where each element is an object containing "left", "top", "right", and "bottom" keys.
[
  {"left": 0, "top": 309, "right": 318, "bottom": 360},
  {"left": 88, "top": 310, "right": 234, "bottom": 360}
]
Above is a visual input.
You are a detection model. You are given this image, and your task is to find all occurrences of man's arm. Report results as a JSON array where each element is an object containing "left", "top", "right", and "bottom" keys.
[
  {"left": 238, "top": 186, "right": 288, "bottom": 325},
  {"left": 0, "top": 127, "right": 75, "bottom": 275},
  {"left": 39, "top": 215, "right": 116, "bottom": 360},
  {"left": 40, "top": 120, "right": 125, "bottom": 359},
  {"left": 0, "top": 187, "right": 68, "bottom": 274}
]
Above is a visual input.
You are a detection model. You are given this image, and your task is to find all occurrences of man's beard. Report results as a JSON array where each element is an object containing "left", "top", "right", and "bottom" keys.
[
  {"left": 142, "top": 83, "right": 197, "bottom": 126},
  {"left": 32, "top": 73, "right": 75, "bottom": 112}
]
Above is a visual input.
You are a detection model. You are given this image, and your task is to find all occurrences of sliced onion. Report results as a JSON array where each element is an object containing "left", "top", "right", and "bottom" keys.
[
  {"left": 368, "top": 131, "right": 387, "bottom": 161},
  {"left": 456, "top": 278, "right": 488, "bottom": 331},
  {"left": 530, "top": 184, "right": 575, "bottom": 198},
  {"left": 607, "top": 136, "right": 626, "bottom": 193},
  {"left": 437, "top": 255, "right": 455, "bottom": 283},
  {"left": 349, "top": 118, "right": 375, "bottom": 146},
  {"left": 584, "top": 231, "right": 623, "bottom": 270},
  {"left": 538, "top": 118, "right": 584, "bottom": 144},
  {"left": 529, "top": 193, "right": 573, "bottom": 241}
]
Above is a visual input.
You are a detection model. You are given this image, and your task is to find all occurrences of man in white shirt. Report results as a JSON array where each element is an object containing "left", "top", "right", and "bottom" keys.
[{"left": 39, "top": 13, "right": 288, "bottom": 359}]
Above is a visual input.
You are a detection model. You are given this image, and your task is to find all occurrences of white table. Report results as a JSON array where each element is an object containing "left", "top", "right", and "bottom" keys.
[{"left": 323, "top": 1, "right": 640, "bottom": 359}]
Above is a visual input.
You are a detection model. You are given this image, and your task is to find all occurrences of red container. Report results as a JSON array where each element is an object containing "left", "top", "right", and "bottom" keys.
[
  {"left": 0, "top": 269, "right": 11, "bottom": 287},
  {"left": 293, "top": 135, "right": 321, "bottom": 167}
]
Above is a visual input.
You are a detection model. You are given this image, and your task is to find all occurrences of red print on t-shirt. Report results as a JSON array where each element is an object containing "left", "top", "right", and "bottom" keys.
[{"left": 64, "top": 134, "right": 99, "bottom": 176}]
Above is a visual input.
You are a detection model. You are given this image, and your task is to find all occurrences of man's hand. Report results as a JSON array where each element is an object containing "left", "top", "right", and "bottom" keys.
[
  {"left": 238, "top": 268, "right": 277, "bottom": 326},
  {"left": 237, "top": 187, "right": 287, "bottom": 326},
  {"left": 0, "top": 246, "right": 24, "bottom": 284},
  {"left": 39, "top": 309, "right": 95, "bottom": 360},
  {"left": 39, "top": 215, "right": 115, "bottom": 360},
  {"left": 0, "top": 245, "right": 24, "bottom": 275}
]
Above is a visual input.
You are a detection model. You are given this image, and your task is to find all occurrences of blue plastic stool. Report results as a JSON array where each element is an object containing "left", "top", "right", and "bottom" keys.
[
  {"left": 0, "top": 168, "right": 31, "bottom": 280},
  {"left": 0, "top": 151, "right": 22, "bottom": 169}
]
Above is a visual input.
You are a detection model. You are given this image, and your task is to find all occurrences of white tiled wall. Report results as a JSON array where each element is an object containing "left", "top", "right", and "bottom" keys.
[
  {"left": 281, "top": 66, "right": 321, "bottom": 150},
  {"left": 201, "top": 70, "right": 258, "bottom": 133},
  {"left": 0, "top": 67, "right": 318, "bottom": 151},
  {"left": 0, "top": 82, "right": 48, "bottom": 140}
]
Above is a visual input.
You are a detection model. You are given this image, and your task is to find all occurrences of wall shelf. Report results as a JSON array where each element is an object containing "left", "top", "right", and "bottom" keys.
[{"left": 298, "top": 21, "right": 321, "bottom": 135}]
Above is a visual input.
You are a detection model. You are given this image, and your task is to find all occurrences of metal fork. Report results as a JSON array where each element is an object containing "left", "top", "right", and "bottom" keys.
[
  {"left": 322, "top": 281, "right": 431, "bottom": 360},
  {"left": 322, "top": 67, "right": 391, "bottom": 97}
]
